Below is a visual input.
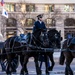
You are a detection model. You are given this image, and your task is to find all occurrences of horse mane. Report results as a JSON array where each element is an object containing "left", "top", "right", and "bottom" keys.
[
  {"left": 48, "top": 29, "right": 59, "bottom": 38},
  {"left": 48, "top": 29, "right": 58, "bottom": 34}
]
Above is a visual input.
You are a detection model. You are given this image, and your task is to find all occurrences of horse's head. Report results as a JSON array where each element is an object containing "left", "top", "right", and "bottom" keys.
[
  {"left": 48, "top": 29, "right": 62, "bottom": 48},
  {"left": 32, "top": 28, "right": 49, "bottom": 47},
  {"left": 40, "top": 31, "right": 49, "bottom": 47}
]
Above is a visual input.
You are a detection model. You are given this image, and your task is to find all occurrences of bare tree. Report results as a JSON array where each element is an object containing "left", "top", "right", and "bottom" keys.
[
  {"left": 46, "top": 8, "right": 63, "bottom": 28},
  {"left": 17, "top": 0, "right": 28, "bottom": 34},
  {"left": 52, "top": 8, "right": 62, "bottom": 21},
  {"left": 17, "top": 0, "right": 34, "bottom": 34}
]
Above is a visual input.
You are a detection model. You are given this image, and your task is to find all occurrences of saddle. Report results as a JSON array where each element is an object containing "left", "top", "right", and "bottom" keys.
[
  {"left": 67, "top": 37, "right": 75, "bottom": 47},
  {"left": 15, "top": 35, "right": 27, "bottom": 44}
]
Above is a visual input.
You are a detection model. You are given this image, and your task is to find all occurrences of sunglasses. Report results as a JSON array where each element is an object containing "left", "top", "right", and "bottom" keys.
[{"left": 39, "top": 17, "right": 42, "bottom": 18}]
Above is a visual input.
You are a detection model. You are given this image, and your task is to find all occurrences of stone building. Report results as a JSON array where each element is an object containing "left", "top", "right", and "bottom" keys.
[{"left": 0, "top": 0, "right": 75, "bottom": 41}]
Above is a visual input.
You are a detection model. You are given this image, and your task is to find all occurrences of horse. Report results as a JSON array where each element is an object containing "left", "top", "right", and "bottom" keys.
[
  {"left": 45, "top": 29, "right": 61, "bottom": 71},
  {"left": 59, "top": 37, "right": 75, "bottom": 75},
  {"left": 2, "top": 34, "right": 42, "bottom": 75},
  {"left": 2, "top": 28, "right": 61, "bottom": 75},
  {"left": 20, "top": 30, "right": 44, "bottom": 75},
  {"left": 37, "top": 28, "right": 61, "bottom": 72},
  {"left": 20, "top": 28, "right": 62, "bottom": 75},
  {"left": 1, "top": 36, "right": 27, "bottom": 74}
]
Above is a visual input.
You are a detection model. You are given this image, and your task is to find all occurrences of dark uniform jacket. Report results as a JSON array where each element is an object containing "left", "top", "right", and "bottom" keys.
[
  {"left": 32, "top": 20, "right": 47, "bottom": 46},
  {"left": 33, "top": 21, "right": 47, "bottom": 33}
]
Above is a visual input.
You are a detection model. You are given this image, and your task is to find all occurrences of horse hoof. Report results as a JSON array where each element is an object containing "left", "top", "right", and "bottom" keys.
[
  {"left": 37, "top": 70, "right": 42, "bottom": 75},
  {"left": 20, "top": 71, "right": 24, "bottom": 75},
  {"left": 7, "top": 74, "right": 11, "bottom": 75},
  {"left": 12, "top": 70, "right": 16, "bottom": 73},
  {"left": 20, "top": 74, "right": 24, "bottom": 75},
  {"left": 20, "top": 73, "right": 24, "bottom": 75},
  {"left": 25, "top": 72, "right": 28, "bottom": 75},
  {"left": 46, "top": 70, "right": 49, "bottom": 75},
  {"left": 37, "top": 72, "right": 42, "bottom": 75},
  {"left": 2, "top": 70, "right": 6, "bottom": 72},
  {"left": 37, "top": 74, "right": 41, "bottom": 75},
  {"left": 12, "top": 72, "right": 16, "bottom": 74},
  {"left": 48, "top": 67, "right": 53, "bottom": 71},
  {"left": 6, "top": 71, "right": 11, "bottom": 75}
]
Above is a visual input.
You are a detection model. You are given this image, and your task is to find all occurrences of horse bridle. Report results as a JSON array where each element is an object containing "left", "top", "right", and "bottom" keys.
[{"left": 31, "top": 33, "right": 43, "bottom": 46}]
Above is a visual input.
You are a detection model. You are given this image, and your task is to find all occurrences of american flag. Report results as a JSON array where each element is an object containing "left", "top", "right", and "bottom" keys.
[{"left": 1, "top": 0, "right": 4, "bottom": 6}]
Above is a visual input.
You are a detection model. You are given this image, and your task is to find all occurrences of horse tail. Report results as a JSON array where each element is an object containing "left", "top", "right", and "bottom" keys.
[{"left": 59, "top": 51, "right": 65, "bottom": 65}]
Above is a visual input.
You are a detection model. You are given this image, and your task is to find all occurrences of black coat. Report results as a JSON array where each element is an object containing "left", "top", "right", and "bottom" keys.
[{"left": 33, "top": 21, "right": 47, "bottom": 33}]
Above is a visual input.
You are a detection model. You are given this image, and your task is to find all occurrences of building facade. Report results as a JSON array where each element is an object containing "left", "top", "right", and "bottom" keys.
[{"left": 0, "top": 0, "right": 75, "bottom": 41}]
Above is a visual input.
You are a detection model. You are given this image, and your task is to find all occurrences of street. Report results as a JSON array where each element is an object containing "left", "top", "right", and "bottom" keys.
[{"left": 0, "top": 52, "right": 75, "bottom": 75}]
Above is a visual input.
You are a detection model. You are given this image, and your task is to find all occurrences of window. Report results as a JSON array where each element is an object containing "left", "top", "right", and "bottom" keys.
[
  {"left": 26, "top": 4, "right": 35, "bottom": 12},
  {"left": 6, "top": 31, "right": 17, "bottom": 38},
  {"left": 26, "top": 18, "right": 35, "bottom": 27},
  {"left": 65, "top": 28, "right": 75, "bottom": 38},
  {"left": 20, "top": 19, "right": 26, "bottom": 26},
  {"left": 44, "top": 5, "right": 54, "bottom": 12},
  {"left": 6, "top": 18, "right": 17, "bottom": 27},
  {"left": 46, "top": 18, "right": 55, "bottom": 26},
  {"left": 5, "top": 4, "right": 15, "bottom": 12},
  {"left": 64, "top": 18, "right": 75, "bottom": 26},
  {"left": 21, "top": 4, "right": 26, "bottom": 12},
  {"left": 46, "top": 18, "right": 52, "bottom": 25},
  {"left": 64, "top": 5, "right": 74, "bottom": 12},
  {"left": 45, "top": 5, "right": 49, "bottom": 12}
]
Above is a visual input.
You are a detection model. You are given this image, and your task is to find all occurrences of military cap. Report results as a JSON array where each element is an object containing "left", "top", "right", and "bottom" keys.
[{"left": 37, "top": 14, "right": 43, "bottom": 18}]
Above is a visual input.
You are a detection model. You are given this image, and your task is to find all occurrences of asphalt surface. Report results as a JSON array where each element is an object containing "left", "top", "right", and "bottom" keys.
[{"left": 0, "top": 52, "right": 75, "bottom": 75}]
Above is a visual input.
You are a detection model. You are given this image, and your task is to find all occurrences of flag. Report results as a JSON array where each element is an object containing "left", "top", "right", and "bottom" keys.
[
  {"left": 2, "top": 8, "right": 8, "bottom": 18},
  {"left": 1, "top": 0, "right": 4, "bottom": 6}
]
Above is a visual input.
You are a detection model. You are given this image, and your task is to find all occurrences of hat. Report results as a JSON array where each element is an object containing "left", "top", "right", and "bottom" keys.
[{"left": 37, "top": 14, "right": 43, "bottom": 18}]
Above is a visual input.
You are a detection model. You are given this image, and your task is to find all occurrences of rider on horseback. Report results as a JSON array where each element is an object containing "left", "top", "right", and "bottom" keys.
[
  {"left": 33, "top": 14, "right": 47, "bottom": 33},
  {"left": 32, "top": 14, "right": 47, "bottom": 46},
  {"left": 32, "top": 14, "right": 50, "bottom": 70}
]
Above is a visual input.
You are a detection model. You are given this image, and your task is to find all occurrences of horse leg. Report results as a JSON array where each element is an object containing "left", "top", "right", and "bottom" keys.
[
  {"left": 59, "top": 51, "right": 65, "bottom": 65},
  {"left": 44, "top": 54, "right": 49, "bottom": 75},
  {"left": 48, "top": 53, "right": 55, "bottom": 71},
  {"left": 65, "top": 66, "right": 68, "bottom": 75},
  {"left": 65, "top": 63, "right": 73, "bottom": 75},
  {"left": 34, "top": 56, "right": 41, "bottom": 75},
  {"left": 20, "top": 55, "right": 29, "bottom": 75},
  {"left": 20, "top": 55, "right": 24, "bottom": 67},
  {"left": 65, "top": 56, "right": 73, "bottom": 75},
  {"left": 6, "top": 54, "right": 12, "bottom": 75}
]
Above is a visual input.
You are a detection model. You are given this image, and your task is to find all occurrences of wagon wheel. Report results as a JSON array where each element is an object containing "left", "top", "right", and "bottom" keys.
[{"left": 1, "top": 54, "right": 19, "bottom": 72}]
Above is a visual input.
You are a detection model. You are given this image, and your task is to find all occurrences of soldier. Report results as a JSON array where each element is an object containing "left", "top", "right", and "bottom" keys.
[
  {"left": 33, "top": 14, "right": 47, "bottom": 33},
  {"left": 32, "top": 14, "right": 47, "bottom": 46},
  {"left": 32, "top": 14, "right": 50, "bottom": 70}
]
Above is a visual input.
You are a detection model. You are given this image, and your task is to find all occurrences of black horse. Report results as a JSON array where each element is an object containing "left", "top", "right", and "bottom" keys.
[
  {"left": 44, "top": 29, "right": 61, "bottom": 71},
  {"left": 1, "top": 34, "right": 42, "bottom": 75},
  {"left": 1, "top": 29, "right": 61, "bottom": 75},
  {"left": 1, "top": 36, "right": 27, "bottom": 74},
  {"left": 59, "top": 37, "right": 75, "bottom": 75},
  {"left": 20, "top": 29, "right": 62, "bottom": 75},
  {"left": 20, "top": 31, "right": 42, "bottom": 75}
]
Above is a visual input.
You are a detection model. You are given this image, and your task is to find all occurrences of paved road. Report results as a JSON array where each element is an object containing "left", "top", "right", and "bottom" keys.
[{"left": 0, "top": 52, "right": 75, "bottom": 75}]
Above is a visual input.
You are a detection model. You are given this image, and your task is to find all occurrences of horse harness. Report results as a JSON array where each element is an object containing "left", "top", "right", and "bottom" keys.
[{"left": 67, "top": 37, "right": 75, "bottom": 48}]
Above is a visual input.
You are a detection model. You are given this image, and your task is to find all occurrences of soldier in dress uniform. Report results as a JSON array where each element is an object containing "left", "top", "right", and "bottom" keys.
[
  {"left": 33, "top": 14, "right": 47, "bottom": 33},
  {"left": 32, "top": 14, "right": 47, "bottom": 46},
  {"left": 32, "top": 14, "right": 50, "bottom": 70}
]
